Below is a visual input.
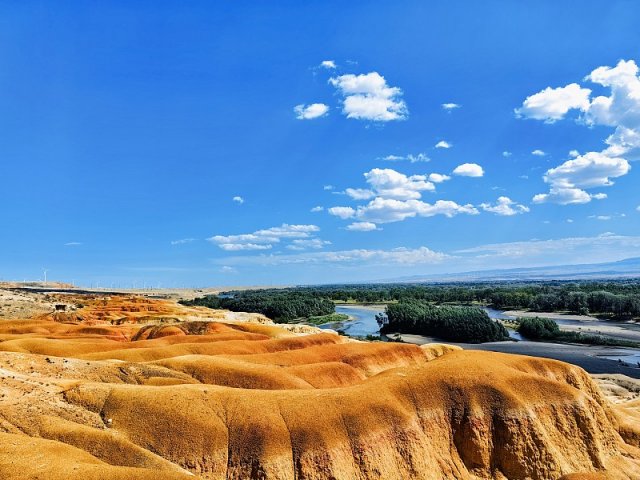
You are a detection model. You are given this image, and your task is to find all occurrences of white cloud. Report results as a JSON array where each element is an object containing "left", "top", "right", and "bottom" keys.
[
  {"left": 328, "top": 206, "right": 356, "bottom": 219},
  {"left": 332, "top": 197, "right": 479, "bottom": 224},
  {"left": 329, "top": 72, "right": 408, "bottom": 121},
  {"left": 452, "top": 163, "right": 484, "bottom": 177},
  {"left": 346, "top": 222, "right": 379, "bottom": 231},
  {"left": 569, "top": 150, "right": 580, "bottom": 157},
  {"left": 442, "top": 103, "right": 461, "bottom": 110},
  {"left": 519, "top": 59, "right": 640, "bottom": 205},
  {"left": 515, "top": 83, "right": 591, "bottom": 122},
  {"left": 363, "top": 168, "right": 434, "bottom": 200},
  {"left": 544, "top": 152, "right": 629, "bottom": 188},
  {"left": 329, "top": 166, "right": 477, "bottom": 226},
  {"left": 480, "top": 197, "right": 530, "bottom": 216},
  {"left": 381, "top": 153, "right": 430, "bottom": 163},
  {"left": 637, "top": 205, "right": 640, "bottom": 212},
  {"left": 428, "top": 173, "right": 451, "bottom": 183},
  {"left": 216, "top": 243, "right": 272, "bottom": 251},
  {"left": 320, "top": 60, "right": 336, "bottom": 69},
  {"left": 323, "top": 185, "right": 334, "bottom": 191},
  {"left": 532, "top": 187, "right": 593, "bottom": 205},
  {"left": 435, "top": 140, "right": 452, "bottom": 149},
  {"left": 592, "top": 193, "right": 608, "bottom": 200},
  {"left": 532, "top": 149, "right": 546, "bottom": 157},
  {"left": 220, "top": 246, "right": 449, "bottom": 267},
  {"left": 294, "top": 103, "right": 330, "bottom": 120},
  {"left": 344, "top": 188, "right": 375, "bottom": 200},
  {"left": 286, "top": 238, "right": 331, "bottom": 251},
  {"left": 220, "top": 266, "right": 237, "bottom": 274},
  {"left": 310, "top": 206, "right": 324, "bottom": 212},
  {"left": 170, "top": 238, "right": 195, "bottom": 245},
  {"left": 232, "top": 196, "right": 244, "bottom": 204},
  {"left": 455, "top": 233, "right": 640, "bottom": 264},
  {"left": 208, "top": 224, "right": 320, "bottom": 251},
  {"left": 64, "top": 242, "right": 82, "bottom": 246},
  {"left": 502, "top": 151, "right": 512, "bottom": 157}
]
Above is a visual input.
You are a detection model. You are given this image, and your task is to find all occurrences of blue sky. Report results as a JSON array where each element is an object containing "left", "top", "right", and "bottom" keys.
[{"left": 1, "top": 1, "right": 640, "bottom": 287}]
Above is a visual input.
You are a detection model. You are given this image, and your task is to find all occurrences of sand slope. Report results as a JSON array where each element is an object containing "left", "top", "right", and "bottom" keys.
[{"left": 1, "top": 292, "right": 640, "bottom": 479}]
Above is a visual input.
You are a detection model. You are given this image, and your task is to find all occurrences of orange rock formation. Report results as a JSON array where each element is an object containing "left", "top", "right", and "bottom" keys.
[{"left": 0, "top": 293, "right": 639, "bottom": 479}]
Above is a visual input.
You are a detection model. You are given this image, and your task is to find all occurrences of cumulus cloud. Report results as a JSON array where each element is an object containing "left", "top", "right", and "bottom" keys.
[
  {"left": 208, "top": 224, "right": 320, "bottom": 251},
  {"left": 327, "top": 206, "right": 356, "bottom": 219},
  {"left": 533, "top": 152, "right": 629, "bottom": 205},
  {"left": 323, "top": 185, "right": 334, "bottom": 191},
  {"left": 294, "top": 103, "right": 329, "bottom": 120},
  {"left": 381, "top": 153, "right": 430, "bottom": 163},
  {"left": 502, "top": 151, "right": 512, "bottom": 157},
  {"left": 346, "top": 222, "right": 379, "bottom": 231},
  {"left": 310, "top": 206, "right": 324, "bottom": 212},
  {"left": 452, "top": 163, "right": 484, "bottom": 177},
  {"left": 428, "top": 173, "right": 451, "bottom": 183},
  {"left": 442, "top": 103, "right": 461, "bottom": 110},
  {"left": 320, "top": 60, "right": 336, "bottom": 69},
  {"left": 515, "top": 83, "right": 591, "bottom": 122},
  {"left": 232, "top": 196, "right": 244, "bottom": 204},
  {"left": 329, "top": 72, "right": 408, "bottom": 121},
  {"left": 435, "top": 140, "right": 452, "bottom": 149},
  {"left": 344, "top": 188, "right": 375, "bottom": 200},
  {"left": 328, "top": 167, "right": 478, "bottom": 226},
  {"left": 532, "top": 149, "right": 546, "bottom": 157},
  {"left": 480, "top": 197, "right": 530, "bottom": 216},
  {"left": 363, "top": 168, "right": 435, "bottom": 200},
  {"left": 519, "top": 59, "right": 640, "bottom": 204},
  {"left": 532, "top": 187, "right": 608, "bottom": 205},
  {"left": 330, "top": 197, "right": 478, "bottom": 224},
  {"left": 543, "top": 152, "right": 629, "bottom": 189}
]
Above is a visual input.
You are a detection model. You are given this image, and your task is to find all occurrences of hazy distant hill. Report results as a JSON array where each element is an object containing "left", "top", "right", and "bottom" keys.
[{"left": 387, "top": 257, "right": 640, "bottom": 283}]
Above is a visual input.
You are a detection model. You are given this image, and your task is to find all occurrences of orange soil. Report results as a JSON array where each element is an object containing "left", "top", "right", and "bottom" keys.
[{"left": 0, "top": 293, "right": 639, "bottom": 479}]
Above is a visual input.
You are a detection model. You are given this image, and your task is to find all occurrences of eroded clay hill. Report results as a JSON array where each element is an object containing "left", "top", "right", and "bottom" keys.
[{"left": 1, "top": 291, "right": 640, "bottom": 479}]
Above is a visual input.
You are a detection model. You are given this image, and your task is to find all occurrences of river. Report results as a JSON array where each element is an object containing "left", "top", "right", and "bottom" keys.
[
  {"left": 318, "top": 304, "right": 385, "bottom": 338},
  {"left": 317, "top": 304, "right": 640, "bottom": 377}
]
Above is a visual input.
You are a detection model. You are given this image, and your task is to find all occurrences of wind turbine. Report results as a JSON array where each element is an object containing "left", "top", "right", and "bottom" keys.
[{"left": 42, "top": 268, "right": 48, "bottom": 286}]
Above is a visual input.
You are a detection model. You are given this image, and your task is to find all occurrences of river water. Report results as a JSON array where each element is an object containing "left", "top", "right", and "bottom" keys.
[
  {"left": 318, "top": 305, "right": 384, "bottom": 337},
  {"left": 317, "top": 304, "right": 640, "bottom": 368},
  {"left": 320, "top": 305, "right": 522, "bottom": 339}
]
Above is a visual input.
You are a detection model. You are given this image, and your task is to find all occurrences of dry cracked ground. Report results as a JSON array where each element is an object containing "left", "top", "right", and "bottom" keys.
[{"left": 1, "top": 288, "right": 640, "bottom": 479}]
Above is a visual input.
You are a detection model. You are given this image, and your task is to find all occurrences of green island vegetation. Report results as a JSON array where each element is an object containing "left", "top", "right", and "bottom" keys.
[
  {"left": 381, "top": 300, "right": 510, "bottom": 343},
  {"left": 180, "top": 290, "right": 335, "bottom": 323},
  {"left": 304, "top": 312, "right": 349, "bottom": 325},
  {"left": 517, "top": 316, "right": 640, "bottom": 348}
]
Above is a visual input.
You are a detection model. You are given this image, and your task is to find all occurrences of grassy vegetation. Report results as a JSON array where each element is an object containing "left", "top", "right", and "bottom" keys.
[
  {"left": 302, "top": 313, "right": 349, "bottom": 325},
  {"left": 517, "top": 317, "right": 640, "bottom": 348}
]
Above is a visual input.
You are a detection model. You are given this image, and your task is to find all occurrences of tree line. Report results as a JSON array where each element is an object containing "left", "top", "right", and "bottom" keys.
[
  {"left": 226, "top": 282, "right": 640, "bottom": 318},
  {"left": 180, "top": 290, "right": 335, "bottom": 323}
]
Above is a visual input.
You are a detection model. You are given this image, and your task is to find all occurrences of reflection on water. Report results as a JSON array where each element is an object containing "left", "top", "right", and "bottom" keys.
[{"left": 319, "top": 305, "right": 383, "bottom": 337}]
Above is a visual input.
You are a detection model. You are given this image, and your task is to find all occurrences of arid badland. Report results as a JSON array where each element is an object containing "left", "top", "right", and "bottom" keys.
[{"left": 1, "top": 287, "right": 640, "bottom": 479}]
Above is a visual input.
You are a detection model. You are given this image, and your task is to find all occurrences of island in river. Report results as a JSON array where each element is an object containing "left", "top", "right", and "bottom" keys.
[{"left": 321, "top": 303, "right": 640, "bottom": 379}]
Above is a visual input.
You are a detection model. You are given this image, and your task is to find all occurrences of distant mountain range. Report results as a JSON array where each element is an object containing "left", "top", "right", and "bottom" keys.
[{"left": 385, "top": 257, "right": 640, "bottom": 283}]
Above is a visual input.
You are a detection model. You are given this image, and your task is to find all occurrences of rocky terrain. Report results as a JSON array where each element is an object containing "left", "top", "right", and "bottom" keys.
[{"left": 1, "top": 288, "right": 640, "bottom": 479}]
